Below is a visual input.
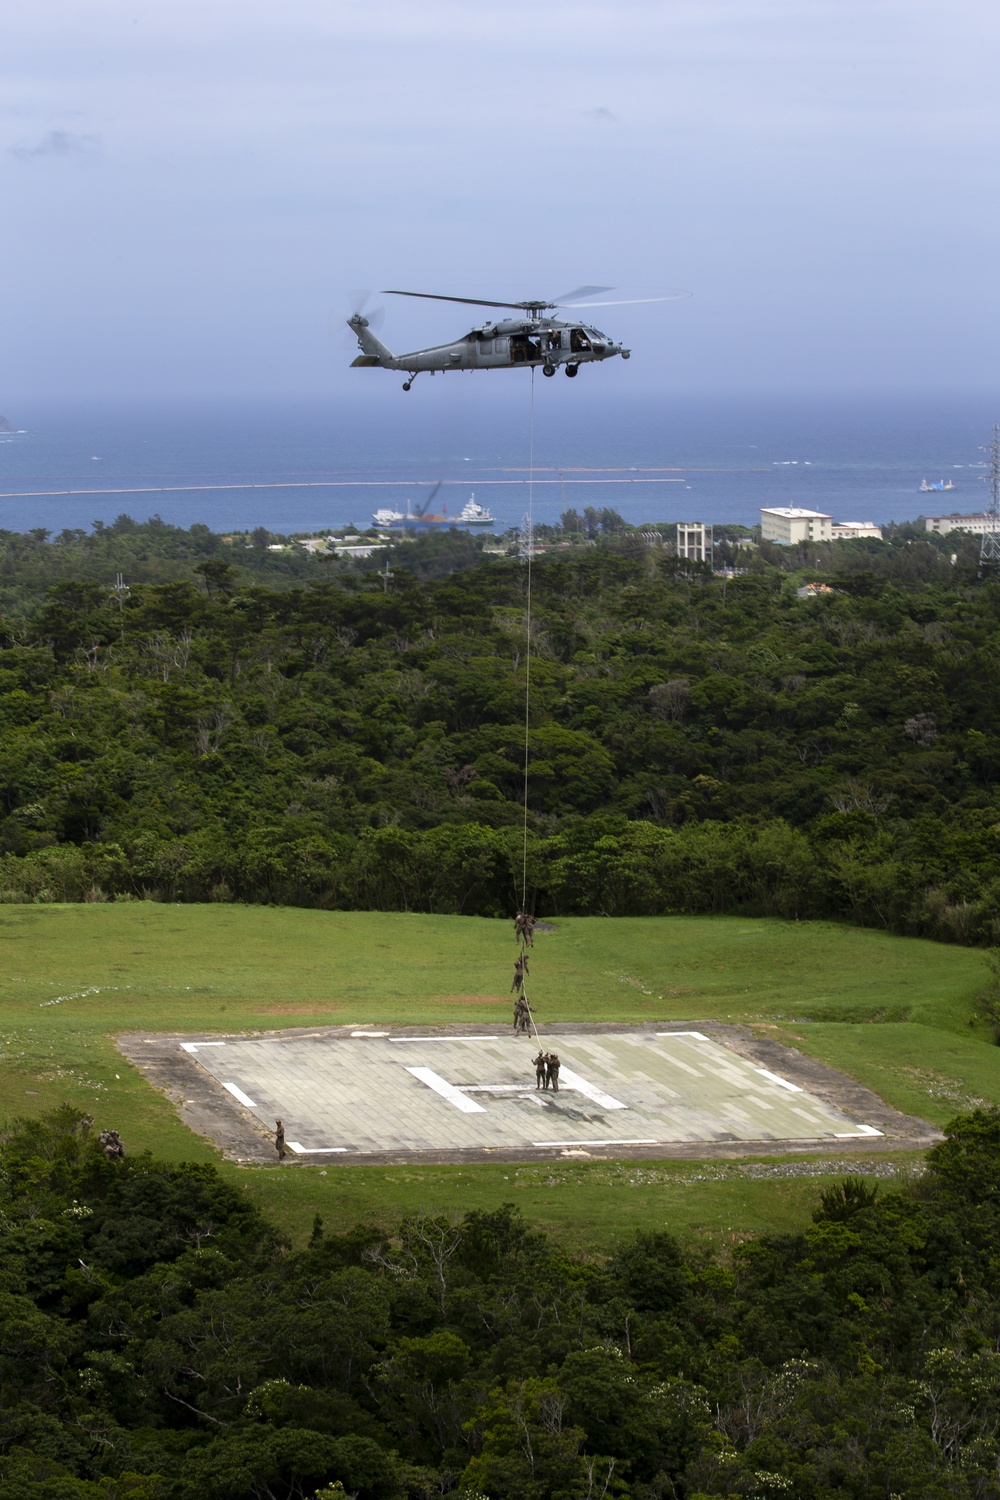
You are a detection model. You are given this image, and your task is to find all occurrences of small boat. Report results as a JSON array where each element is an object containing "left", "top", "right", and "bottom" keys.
[
  {"left": 371, "top": 507, "right": 405, "bottom": 526},
  {"left": 456, "top": 493, "right": 496, "bottom": 527},
  {"left": 918, "top": 479, "right": 955, "bottom": 492}
]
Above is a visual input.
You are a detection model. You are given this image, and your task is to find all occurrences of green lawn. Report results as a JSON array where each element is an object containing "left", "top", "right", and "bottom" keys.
[{"left": 0, "top": 904, "right": 994, "bottom": 1249}]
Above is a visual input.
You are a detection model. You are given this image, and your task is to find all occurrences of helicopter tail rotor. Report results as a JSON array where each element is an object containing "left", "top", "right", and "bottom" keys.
[
  {"left": 333, "top": 290, "right": 386, "bottom": 348},
  {"left": 347, "top": 289, "right": 386, "bottom": 332}
]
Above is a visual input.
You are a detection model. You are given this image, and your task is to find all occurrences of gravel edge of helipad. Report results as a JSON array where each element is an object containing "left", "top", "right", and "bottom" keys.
[{"left": 117, "top": 1020, "right": 943, "bottom": 1166}]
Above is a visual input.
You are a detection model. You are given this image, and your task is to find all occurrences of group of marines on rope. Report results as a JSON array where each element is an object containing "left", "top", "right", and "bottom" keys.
[
  {"left": 267, "top": 904, "right": 560, "bottom": 1160},
  {"left": 511, "top": 908, "right": 560, "bottom": 1089}
]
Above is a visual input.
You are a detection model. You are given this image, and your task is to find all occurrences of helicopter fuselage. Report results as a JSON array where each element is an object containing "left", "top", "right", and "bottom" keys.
[{"left": 349, "top": 313, "right": 630, "bottom": 387}]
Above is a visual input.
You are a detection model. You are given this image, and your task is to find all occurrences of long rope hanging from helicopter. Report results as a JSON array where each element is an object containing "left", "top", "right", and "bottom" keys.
[
  {"left": 345, "top": 284, "right": 689, "bottom": 1076},
  {"left": 512, "top": 370, "right": 551, "bottom": 1074}
]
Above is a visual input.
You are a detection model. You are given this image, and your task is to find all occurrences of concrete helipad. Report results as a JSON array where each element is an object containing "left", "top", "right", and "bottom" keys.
[{"left": 164, "top": 1027, "right": 884, "bottom": 1158}]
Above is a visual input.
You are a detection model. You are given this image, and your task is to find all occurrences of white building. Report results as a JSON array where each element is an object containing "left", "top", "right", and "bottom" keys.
[
  {"left": 676, "top": 522, "right": 712, "bottom": 563},
  {"left": 830, "top": 522, "right": 882, "bottom": 540},
  {"left": 760, "top": 507, "right": 833, "bottom": 544},
  {"left": 334, "top": 542, "right": 383, "bottom": 559},
  {"left": 924, "top": 513, "right": 996, "bottom": 537}
]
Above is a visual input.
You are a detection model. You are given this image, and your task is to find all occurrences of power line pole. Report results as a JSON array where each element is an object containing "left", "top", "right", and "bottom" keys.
[
  {"left": 981, "top": 422, "right": 1000, "bottom": 568},
  {"left": 111, "top": 572, "right": 129, "bottom": 641}
]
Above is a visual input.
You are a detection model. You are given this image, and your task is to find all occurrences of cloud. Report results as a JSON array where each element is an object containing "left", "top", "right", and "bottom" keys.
[
  {"left": 10, "top": 128, "right": 100, "bottom": 160},
  {"left": 583, "top": 106, "right": 620, "bottom": 122}
]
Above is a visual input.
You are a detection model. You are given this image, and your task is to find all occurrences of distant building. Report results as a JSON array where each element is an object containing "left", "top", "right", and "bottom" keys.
[
  {"left": 760, "top": 507, "right": 832, "bottom": 544},
  {"left": 830, "top": 522, "right": 882, "bottom": 540},
  {"left": 676, "top": 522, "right": 712, "bottom": 563},
  {"left": 924, "top": 513, "right": 996, "bottom": 536},
  {"left": 334, "top": 543, "right": 382, "bottom": 559}
]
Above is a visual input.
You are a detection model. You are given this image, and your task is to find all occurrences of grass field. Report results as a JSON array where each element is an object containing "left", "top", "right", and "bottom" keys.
[{"left": 1, "top": 904, "right": 995, "bottom": 1251}]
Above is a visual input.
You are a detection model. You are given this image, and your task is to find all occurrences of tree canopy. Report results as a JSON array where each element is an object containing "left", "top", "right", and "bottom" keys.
[
  {"left": 0, "top": 519, "right": 997, "bottom": 942},
  {"left": 3, "top": 1107, "right": 1000, "bottom": 1497}
]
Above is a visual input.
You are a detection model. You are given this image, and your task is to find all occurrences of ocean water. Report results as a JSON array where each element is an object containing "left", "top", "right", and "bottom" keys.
[{"left": 0, "top": 390, "right": 996, "bottom": 536}]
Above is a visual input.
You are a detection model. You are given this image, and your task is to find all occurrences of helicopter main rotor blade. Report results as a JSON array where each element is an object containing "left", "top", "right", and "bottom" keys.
[
  {"left": 380, "top": 286, "right": 690, "bottom": 314},
  {"left": 558, "top": 293, "right": 693, "bottom": 307},
  {"left": 550, "top": 285, "right": 614, "bottom": 303},
  {"left": 382, "top": 289, "right": 534, "bottom": 312}
]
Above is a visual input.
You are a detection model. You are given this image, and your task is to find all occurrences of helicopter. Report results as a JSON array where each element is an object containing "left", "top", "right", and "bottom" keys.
[{"left": 347, "top": 286, "right": 685, "bottom": 391}]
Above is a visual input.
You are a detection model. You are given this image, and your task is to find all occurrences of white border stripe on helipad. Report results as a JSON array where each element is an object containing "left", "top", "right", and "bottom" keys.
[
  {"left": 221, "top": 1081, "right": 256, "bottom": 1108},
  {"left": 390, "top": 1036, "right": 500, "bottom": 1042},
  {"left": 533, "top": 1138, "right": 658, "bottom": 1147},
  {"left": 755, "top": 1067, "right": 803, "bottom": 1092},
  {"left": 287, "top": 1143, "right": 348, "bottom": 1154}
]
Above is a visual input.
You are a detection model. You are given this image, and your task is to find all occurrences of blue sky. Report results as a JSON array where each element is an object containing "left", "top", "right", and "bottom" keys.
[{"left": 2, "top": 0, "right": 997, "bottom": 400}]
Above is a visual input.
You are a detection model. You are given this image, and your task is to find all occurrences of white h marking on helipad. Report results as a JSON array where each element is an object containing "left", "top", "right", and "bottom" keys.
[
  {"left": 406, "top": 1066, "right": 487, "bottom": 1113},
  {"left": 557, "top": 1067, "right": 628, "bottom": 1110}
]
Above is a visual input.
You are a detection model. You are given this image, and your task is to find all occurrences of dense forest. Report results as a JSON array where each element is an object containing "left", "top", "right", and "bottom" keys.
[
  {"left": 4, "top": 1105, "right": 1000, "bottom": 1498},
  {"left": 0, "top": 516, "right": 997, "bottom": 942}
]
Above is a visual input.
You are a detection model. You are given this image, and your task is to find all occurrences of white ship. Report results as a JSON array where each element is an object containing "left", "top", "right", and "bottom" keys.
[
  {"left": 371, "top": 506, "right": 405, "bottom": 526},
  {"left": 456, "top": 493, "right": 496, "bottom": 527}
]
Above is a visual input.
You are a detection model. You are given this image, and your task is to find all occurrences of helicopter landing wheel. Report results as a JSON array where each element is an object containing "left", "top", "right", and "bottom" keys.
[
  {"left": 542, "top": 364, "right": 556, "bottom": 377},
  {"left": 402, "top": 381, "right": 412, "bottom": 391},
  {"left": 565, "top": 363, "right": 579, "bottom": 378}
]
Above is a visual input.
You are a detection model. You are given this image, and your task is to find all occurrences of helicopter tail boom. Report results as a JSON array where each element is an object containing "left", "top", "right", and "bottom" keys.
[{"left": 348, "top": 314, "right": 396, "bottom": 368}]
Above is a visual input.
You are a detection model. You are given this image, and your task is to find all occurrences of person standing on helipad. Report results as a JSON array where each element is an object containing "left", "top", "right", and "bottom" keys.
[
  {"left": 546, "top": 1052, "right": 561, "bottom": 1092},
  {"left": 274, "top": 1119, "right": 286, "bottom": 1161},
  {"left": 534, "top": 1050, "right": 547, "bottom": 1089}
]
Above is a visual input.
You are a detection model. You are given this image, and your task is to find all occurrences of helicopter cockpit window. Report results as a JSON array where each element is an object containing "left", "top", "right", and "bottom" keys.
[{"left": 570, "top": 328, "right": 592, "bottom": 353}]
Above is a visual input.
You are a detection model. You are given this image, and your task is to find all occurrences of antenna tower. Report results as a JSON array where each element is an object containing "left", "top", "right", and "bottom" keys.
[{"left": 981, "top": 422, "right": 1000, "bottom": 568}]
